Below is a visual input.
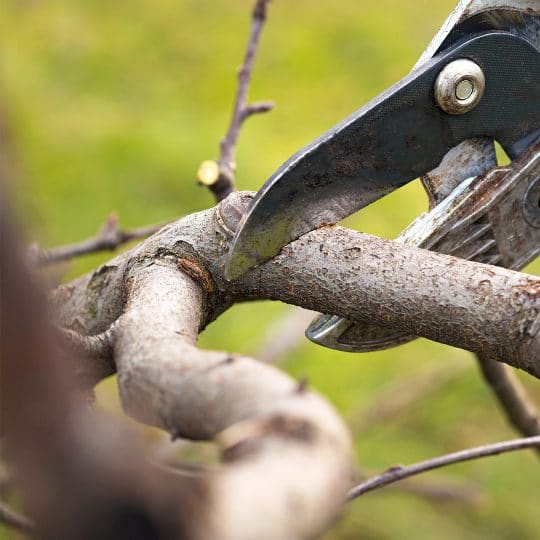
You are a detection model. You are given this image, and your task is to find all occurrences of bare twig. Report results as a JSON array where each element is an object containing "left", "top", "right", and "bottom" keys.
[
  {"left": 347, "top": 436, "right": 540, "bottom": 501},
  {"left": 31, "top": 213, "right": 167, "bottom": 266},
  {"left": 476, "top": 355, "right": 540, "bottom": 455},
  {"left": 60, "top": 326, "right": 116, "bottom": 363},
  {"left": 354, "top": 469, "right": 482, "bottom": 505},
  {"left": 0, "top": 500, "right": 35, "bottom": 536},
  {"left": 198, "top": 0, "right": 274, "bottom": 201}
]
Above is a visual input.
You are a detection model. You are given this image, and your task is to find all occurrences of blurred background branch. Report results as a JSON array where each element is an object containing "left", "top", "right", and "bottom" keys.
[{"left": 476, "top": 356, "right": 540, "bottom": 452}]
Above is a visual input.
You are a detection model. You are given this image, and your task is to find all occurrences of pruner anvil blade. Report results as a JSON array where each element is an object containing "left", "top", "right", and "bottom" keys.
[{"left": 225, "top": 30, "right": 540, "bottom": 281}]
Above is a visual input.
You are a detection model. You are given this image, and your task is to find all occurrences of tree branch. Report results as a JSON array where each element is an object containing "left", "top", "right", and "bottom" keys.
[
  {"left": 53, "top": 192, "right": 540, "bottom": 386},
  {"left": 32, "top": 213, "right": 167, "bottom": 266},
  {"left": 59, "top": 326, "right": 116, "bottom": 367},
  {"left": 476, "top": 355, "right": 540, "bottom": 451},
  {"left": 0, "top": 500, "right": 35, "bottom": 536},
  {"left": 353, "top": 470, "right": 482, "bottom": 506},
  {"left": 114, "top": 260, "right": 352, "bottom": 539},
  {"left": 347, "top": 436, "right": 540, "bottom": 501},
  {"left": 198, "top": 0, "right": 274, "bottom": 201}
]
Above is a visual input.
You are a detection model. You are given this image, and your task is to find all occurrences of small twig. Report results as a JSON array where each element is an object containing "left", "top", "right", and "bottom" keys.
[
  {"left": 197, "top": 0, "right": 274, "bottom": 202},
  {"left": 354, "top": 469, "right": 481, "bottom": 505},
  {"left": 476, "top": 355, "right": 540, "bottom": 456},
  {"left": 31, "top": 214, "right": 167, "bottom": 266},
  {"left": 60, "top": 325, "right": 116, "bottom": 362},
  {"left": 0, "top": 500, "right": 35, "bottom": 535},
  {"left": 347, "top": 436, "right": 540, "bottom": 501}
]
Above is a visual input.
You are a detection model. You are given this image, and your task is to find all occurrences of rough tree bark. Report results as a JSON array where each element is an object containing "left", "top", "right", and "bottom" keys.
[
  {"left": 47, "top": 190, "right": 539, "bottom": 537},
  {"left": 4, "top": 188, "right": 539, "bottom": 539},
  {"left": 54, "top": 191, "right": 540, "bottom": 387}
]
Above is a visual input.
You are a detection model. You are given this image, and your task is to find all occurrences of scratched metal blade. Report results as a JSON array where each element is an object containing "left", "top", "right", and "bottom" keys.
[
  {"left": 307, "top": 143, "right": 540, "bottom": 352},
  {"left": 305, "top": 8, "right": 540, "bottom": 353},
  {"left": 225, "top": 31, "right": 540, "bottom": 280},
  {"left": 419, "top": 0, "right": 539, "bottom": 204}
]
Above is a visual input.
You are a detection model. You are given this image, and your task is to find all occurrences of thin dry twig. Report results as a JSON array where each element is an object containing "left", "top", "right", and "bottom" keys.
[
  {"left": 0, "top": 499, "right": 35, "bottom": 536},
  {"left": 354, "top": 469, "right": 482, "bottom": 505},
  {"left": 347, "top": 436, "right": 540, "bottom": 501},
  {"left": 476, "top": 355, "right": 540, "bottom": 455},
  {"left": 197, "top": 0, "right": 274, "bottom": 201},
  {"left": 31, "top": 213, "right": 167, "bottom": 266}
]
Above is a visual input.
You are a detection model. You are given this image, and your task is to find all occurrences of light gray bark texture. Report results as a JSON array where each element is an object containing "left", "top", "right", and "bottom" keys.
[
  {"left": 50, "top": 191, "right": 539, "bottom": 539},
  {"left": 54, "top": 191, "right": 539, "bottom": 383}
]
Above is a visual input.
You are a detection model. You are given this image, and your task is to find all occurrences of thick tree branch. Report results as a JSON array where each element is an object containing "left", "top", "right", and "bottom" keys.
[
  {"left": 347, "top": 436, "right": 540, "bottom": 501},
  {"left": 114, "top": 261, "right": 352, "bottom": 539},
  {"left": 198, "top": 0, "right": 274, "bottom": 201},
  {"left": 53, "top": 192, "right": 540, "bottom": 386},
  {"left": 18, "top": 188, "right": 538, "bottom": 538},
  {"left": 32, "top": 213, "right": 166, "bottom": 265}
]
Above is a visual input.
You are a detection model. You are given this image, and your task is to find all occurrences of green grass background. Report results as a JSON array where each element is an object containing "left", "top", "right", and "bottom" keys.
[{"left": 1, "top": 0, "right": 539, "bottom": 538}]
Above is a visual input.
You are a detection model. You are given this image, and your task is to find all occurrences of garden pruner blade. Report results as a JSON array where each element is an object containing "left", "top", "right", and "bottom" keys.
[
  {"left": 304, "top": 0, "right": 540, "bottom": 353},
  {"left": 225, "top": 0, "right": 540, "bottom": 283}
]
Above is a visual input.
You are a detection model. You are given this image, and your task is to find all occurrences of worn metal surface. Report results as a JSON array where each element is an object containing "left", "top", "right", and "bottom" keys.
[
  {"left": 225, "top": 32, "right": 540, "bottom": 279},
  {"left": 434, "top": 59, "right": 486, "bottom": 115},
  {"left": 419, "top": 0, "right": 539, "bottom": 203},
  {"left": 416, "top": 0, "right": 540, "bottom": 68},
  {"left": 308, "top": 144, "right": 540, "bottom": 352},
  {"left": 297, "top": 1, "right": 540, "bottom": 352}
]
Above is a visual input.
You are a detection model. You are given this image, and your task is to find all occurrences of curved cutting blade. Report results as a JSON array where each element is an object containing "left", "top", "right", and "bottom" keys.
[{"left": 225, "top": 31, "right": 540, "bottom": 280}]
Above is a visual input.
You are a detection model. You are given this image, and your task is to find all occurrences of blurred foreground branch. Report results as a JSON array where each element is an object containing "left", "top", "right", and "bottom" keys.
[{"left": 0, "top": 500, "right": 35, "bottom": 536}]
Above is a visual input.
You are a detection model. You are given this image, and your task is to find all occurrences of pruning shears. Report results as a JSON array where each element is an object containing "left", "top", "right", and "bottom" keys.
[{"left": 225, "top": 0, "right": 540, "bottom": 353}]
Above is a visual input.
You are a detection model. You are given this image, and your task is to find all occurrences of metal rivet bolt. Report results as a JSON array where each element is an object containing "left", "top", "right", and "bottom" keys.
[{"left": 435, "top": 59, "right": 486, "bottom": 115}]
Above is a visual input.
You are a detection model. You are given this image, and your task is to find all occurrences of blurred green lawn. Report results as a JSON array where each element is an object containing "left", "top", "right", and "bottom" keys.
[{"left": 2, "top": 1, "right": 539, "bottom": 539}]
